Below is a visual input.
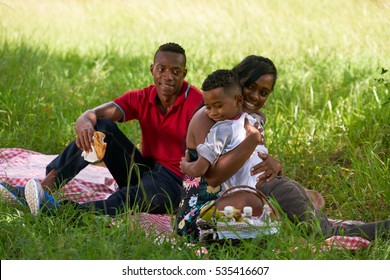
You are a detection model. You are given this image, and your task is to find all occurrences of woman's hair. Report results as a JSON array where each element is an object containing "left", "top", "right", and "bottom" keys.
[{"left": 232, "top": 55, "right": 277, "bottom": 89}]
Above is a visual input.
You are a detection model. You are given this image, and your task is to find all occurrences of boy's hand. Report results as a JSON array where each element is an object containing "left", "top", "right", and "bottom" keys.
[
  {"left": 244, "top": 118, "right": 264, "bottom": 144},
  {"left": 179, "top": 150, "right": 191, "bottom": 173}
]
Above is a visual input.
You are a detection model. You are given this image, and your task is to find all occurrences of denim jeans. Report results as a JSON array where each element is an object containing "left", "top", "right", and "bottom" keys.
[{"left": 47, "top": 119, "right": 183, "bottom": 216}]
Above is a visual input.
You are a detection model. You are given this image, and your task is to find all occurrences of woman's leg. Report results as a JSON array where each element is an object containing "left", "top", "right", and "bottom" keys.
[
  {"left": 260, "top": 176, "right": 390, "bottom": 240},
  {"left": 335, "top": 220, "right": 390, "bottom": 241},
  {"left": 260, "top": 176, "right": 334, "bottom": 236}
]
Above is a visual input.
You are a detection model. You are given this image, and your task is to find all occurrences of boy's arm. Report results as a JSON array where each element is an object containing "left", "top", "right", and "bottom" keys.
[{"left": 180, "top": 152, "right": 211, "bottom": 177}]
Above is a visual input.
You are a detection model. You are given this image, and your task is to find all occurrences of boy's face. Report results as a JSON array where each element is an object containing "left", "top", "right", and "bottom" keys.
[
  {"left": 242, "top": 74, "right": 274, "bottom": 114},
  {"left": 150, "top": 51, "right": 187, "bottom": 98},
  {"left": 203, "top": 87, "right": 243, "bottom": 122}
]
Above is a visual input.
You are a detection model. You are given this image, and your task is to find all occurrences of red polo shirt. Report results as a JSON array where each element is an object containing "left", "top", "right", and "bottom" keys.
[{"left": 113, "top": 81, "right": 203, "bottom": 178}]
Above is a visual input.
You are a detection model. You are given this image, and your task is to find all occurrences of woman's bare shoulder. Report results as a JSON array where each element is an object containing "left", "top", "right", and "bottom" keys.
[{"left": 187, "top": 107, "right": 216, "bottom": 147}]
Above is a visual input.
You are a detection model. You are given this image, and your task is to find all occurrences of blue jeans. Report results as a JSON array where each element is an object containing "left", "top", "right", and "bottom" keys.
[{"left": 47, "top": 119, "right": 183, "bottom": 216}]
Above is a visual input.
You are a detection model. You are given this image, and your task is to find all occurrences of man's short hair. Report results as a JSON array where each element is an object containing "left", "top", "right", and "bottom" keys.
[{"left": 154, "top": 42, "right": 186, "bottom": 65}]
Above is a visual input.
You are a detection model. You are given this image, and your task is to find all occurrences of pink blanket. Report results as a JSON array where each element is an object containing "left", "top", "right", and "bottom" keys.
[
  {"left": 0, "top": 148, "right": 370, "bottom": 251},
  {"left": 0, "top": 148, "right": 173, "bottom": 233}
]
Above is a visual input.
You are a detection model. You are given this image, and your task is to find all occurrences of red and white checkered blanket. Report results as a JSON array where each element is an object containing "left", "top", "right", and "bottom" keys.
[
  {"left": 0, "top": 148, "right": 173, "bottom": 233},
  {"left": 0, "top": 148, "right": 117, "bottom": 202},
  {"left": 0, "top": 148, "right": 371, "bottom": 251}
]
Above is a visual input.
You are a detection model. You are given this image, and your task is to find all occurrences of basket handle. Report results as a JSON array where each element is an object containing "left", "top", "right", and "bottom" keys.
[{"left": 206, "top": 185, "right": 280, "bottom": 220}]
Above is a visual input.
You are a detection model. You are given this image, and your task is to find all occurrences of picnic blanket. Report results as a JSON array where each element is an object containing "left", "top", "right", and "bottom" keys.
[
  {"left": 0, "top": 148, "right": 172, "bottom": 233},
  {"left": 0, "top": 148, "right": 371, "bottom": 251}
]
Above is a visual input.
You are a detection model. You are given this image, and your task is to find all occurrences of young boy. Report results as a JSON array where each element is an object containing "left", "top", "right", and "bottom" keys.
[{"left": 179, "top": 69, "right": 267, "bottom": 190}]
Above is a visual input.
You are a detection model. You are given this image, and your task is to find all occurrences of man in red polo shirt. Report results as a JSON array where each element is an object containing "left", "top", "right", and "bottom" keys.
[{"left": 22, "top": 42, "right": 204, "bottom": 216}]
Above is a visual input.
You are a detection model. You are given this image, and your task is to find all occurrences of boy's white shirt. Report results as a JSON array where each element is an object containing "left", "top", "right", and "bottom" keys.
[{"left": 197, "top": 112, "right": 267, "bottom": 190}]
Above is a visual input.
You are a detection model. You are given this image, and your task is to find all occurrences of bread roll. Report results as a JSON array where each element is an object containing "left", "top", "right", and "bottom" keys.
[{"left": 93, "top": 131, "right": 107, "bottom": 160}]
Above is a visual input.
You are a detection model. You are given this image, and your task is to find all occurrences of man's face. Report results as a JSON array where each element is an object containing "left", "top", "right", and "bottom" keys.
[{"left": 150, "top": 51, "right": 187, "bottom": 97}]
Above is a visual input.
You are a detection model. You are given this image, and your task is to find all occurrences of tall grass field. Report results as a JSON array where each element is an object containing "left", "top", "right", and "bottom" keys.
[{"left": 0, "top": 0, "right": 389, "bottom": 260}]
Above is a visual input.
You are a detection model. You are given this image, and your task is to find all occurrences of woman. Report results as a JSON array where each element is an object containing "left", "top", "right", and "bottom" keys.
[{"left": 176, "top": 55, "right": 389, "bottom": 241}]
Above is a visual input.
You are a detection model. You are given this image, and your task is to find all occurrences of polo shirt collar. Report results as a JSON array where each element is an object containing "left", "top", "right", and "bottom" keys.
[{"left": 150, "top": 80, "right": 190, "bottom": 108}]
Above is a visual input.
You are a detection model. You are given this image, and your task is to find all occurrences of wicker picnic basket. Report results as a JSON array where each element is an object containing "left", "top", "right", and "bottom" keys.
[{"left": 196, "top": 185, "right": 281, "bottom": 242}]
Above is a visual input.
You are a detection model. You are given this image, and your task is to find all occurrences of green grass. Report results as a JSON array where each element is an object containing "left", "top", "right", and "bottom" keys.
[{"left": 0, "top": 0, "right": 389, "bottom": 260}]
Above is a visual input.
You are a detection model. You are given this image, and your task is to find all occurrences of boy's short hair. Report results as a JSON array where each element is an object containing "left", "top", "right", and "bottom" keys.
[
  {"left": 154, "top": 42, "right": 186, "bottom": 65},
  {"left": 202, "top": 69, "right": 241, "bottom": 94}
]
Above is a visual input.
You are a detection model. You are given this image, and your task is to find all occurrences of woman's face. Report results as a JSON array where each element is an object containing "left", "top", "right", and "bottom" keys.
[{"left": 242, "top": 74, "right": 275, "bottom": 114}]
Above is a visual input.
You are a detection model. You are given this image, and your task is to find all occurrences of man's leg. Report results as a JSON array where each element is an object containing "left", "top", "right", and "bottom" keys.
[
  {"left": 0, "top": 182, "right": 27, "bottom": 206},
  {"left": 45, "top": 119, "right": 149, "bottom": 191},
  {"left": 74, "top": 163, "right": 183, "bottom": 216},
  {"left": 94, "top": 119, "right": 152, "bottom": 188}
]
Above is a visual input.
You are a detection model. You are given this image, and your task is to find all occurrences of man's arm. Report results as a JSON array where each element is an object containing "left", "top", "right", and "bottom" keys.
[{"left": 75, "top": 102, "right": 124, "bottom": 152}]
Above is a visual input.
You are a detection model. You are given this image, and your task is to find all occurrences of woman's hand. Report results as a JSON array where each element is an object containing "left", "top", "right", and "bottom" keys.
[{"left": 252, "top": 154, "right": 282, "bottom": 187}]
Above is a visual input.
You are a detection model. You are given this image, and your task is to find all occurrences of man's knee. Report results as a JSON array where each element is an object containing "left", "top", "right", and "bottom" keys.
[{"left": 95, "top": 118, "right": 118, "bottom": 133}]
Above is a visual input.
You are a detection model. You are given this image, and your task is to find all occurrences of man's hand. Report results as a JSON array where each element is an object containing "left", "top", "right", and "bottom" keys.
[
  {"left": 74, "top": 102, "right": 123, "bottom": 153},
  {"left": 252, "top": 153, "right": 282, "bottom": 187},
  {"left": 75, "top": 125, "right": 95, "bottom": 153},
  {"left": 75, "top": 111, "right": 97, "bottom": 152}
]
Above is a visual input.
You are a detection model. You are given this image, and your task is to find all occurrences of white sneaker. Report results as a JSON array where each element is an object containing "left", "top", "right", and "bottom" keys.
[
  {"left": 0, "top": 182, "right": 26, "bottom": 206},
  {"left": 25, "top": 179, "right": 46, "bottom": 216}
]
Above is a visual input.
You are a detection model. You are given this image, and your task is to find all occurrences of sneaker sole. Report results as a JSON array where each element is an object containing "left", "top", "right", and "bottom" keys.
[
  {"left": 25, "top": 180, "right": 41, "bottom": 216},
  {"left": 0, "top": 184, "right": 23, "bottom": 206}
]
